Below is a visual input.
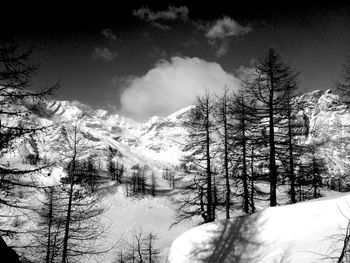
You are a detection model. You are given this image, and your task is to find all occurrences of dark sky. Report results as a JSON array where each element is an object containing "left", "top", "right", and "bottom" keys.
[{"left": 4, "top": 1, "right": 350, "bottom": 118}]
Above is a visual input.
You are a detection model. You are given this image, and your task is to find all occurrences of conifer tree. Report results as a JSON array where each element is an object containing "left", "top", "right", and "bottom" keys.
[
  {"left": 0, "top": 34, "right": 55, "bottom": 258},
  {"left": 249, "top": 48, "right": 299, "bottom": 206},
  {"left": 176, "top": 92, "right": 216, "bottom": 224},
  {"left": 214, "top": 89, "right": 233, "bottom": 218}
]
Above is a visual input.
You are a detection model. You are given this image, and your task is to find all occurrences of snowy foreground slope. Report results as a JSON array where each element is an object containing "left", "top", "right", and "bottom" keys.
[
  {"left": 100, "top": 181, "right": 196, "bottom": 262},
  {"left": 167, "top": 193, "right": 350, "bottom": 263}
]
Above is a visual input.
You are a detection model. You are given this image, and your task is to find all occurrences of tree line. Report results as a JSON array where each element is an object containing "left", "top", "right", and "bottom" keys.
[
  {"left": 175, "top": 48, "right": 332, "bottom": 225},
  {"left": 0, "top": 35, "right": 114, "bottom": 262}
]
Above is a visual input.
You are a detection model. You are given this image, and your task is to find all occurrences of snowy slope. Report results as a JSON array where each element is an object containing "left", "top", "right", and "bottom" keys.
[
  {"left": 3, "top": 98, "right": 192, "bottom": 170},
  {"left": 101, "top": 182, "right": 196, "bottom": 262},
  {"left": 167, "top": 193, "right": 350, "bottom": 263}
]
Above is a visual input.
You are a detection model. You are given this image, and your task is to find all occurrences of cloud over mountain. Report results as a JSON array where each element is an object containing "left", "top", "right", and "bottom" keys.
[{"left": 119, "top": 56, "right": 241, "bottom": 120}]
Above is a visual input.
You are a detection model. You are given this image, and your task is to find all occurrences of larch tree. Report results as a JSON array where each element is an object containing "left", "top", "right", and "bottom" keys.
[
  {"left": 214, "top": 89, "right": 233, "bottom": 219},
  {"left": 176, "top": 92, "right": 216, "bottom": 224},
  {"left": 279, "top": 82, "right": 305, "bottom": 204},
  {"left": 0, "top": 34, "right": 55, "bottom": 258},
  {"left": 228, "top": 91, "right": 250, "bottom": 213},
  {"left": 229, "top": 86, "right": 264, "bottom": 214},
  {"left": 249, "top": 48, "right": 299, "bottom": 207},
  {"left": 51, "top": 114, "right": 110, "bottom": 263},
  {"left": 32, "top": 186, "right": 65, "bottom": 263}
]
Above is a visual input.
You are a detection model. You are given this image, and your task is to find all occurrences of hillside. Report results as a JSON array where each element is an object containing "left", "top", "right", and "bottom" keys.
[
  {"left": 1, "top": 98, "right": 192, "bottom": 172},
  {"left": 167, "top": 192, "right": 350, "bottom": 263}
]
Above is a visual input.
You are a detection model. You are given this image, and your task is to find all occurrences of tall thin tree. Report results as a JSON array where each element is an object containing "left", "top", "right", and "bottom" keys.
[{"left": 249, "top": 48, "right": 299, "bottom": 206}]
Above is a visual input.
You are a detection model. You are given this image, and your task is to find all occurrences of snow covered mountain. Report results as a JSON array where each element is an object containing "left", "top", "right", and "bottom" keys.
[
  {"left": 298, "top": 89, "right": 350, "bottom": 185},
  {"left": 3, "top": 97, "right": 192, "bottom": 170},
  {"left": 3, "top": 89, "right": 350, "bottom": 175}
]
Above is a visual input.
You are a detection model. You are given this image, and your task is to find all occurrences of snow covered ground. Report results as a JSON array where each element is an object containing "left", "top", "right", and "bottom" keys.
[
  {"left": 167, "top": 193, "right": 350, "bottom": 263},
  {"left": 4, "top": 90, "right": 350, "bottom": 262},
  {"left": 99, "top": 170, "right": 198, "bottom": 262}
]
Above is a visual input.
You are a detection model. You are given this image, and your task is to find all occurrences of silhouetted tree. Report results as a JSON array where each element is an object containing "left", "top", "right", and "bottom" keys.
[
  {"left": 229, "top": 87, "right": 266, "bottom": 214},
  {"left": 0, "top": 34, "right": 55, "bottom": 257},
  {"left": 117, "top": 229, "right": 160, "bottom": 263},
  {"left": 144, "top": 233, "right": 160, "bottom": 263},
  {"left": 214, "top": 89, "right": 233, "bottom": 218},
  {"left": 57, "top": 115, "right": 110, "bottom": 263},
  {"left": 32, "top": 186, "right": 64, "bottom": 263},
  {"left": 249, "top": 48, "right": 299, "bottom": 206},
  {"left": 337, "top": 220, "right": 350, "bottom": 263},
  {"left": 278, "top": 68, "right": 302, "bottom": 204},
  {"left": 179, "top": 92, "right": 216, "bottom": 223}
]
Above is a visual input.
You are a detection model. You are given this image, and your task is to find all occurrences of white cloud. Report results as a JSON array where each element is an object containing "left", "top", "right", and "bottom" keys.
[
  {"left": 101, "top": 28, "right": 117, "bottom": 40},
  {"left": 197, "top": 16, "right": 252, "bottom": 57},
  {"left": 132, "top": 6, "right": 189, "bottom": 30},
  {"left": 205, "top": 16, "right": 252, "bottom": 40},
  {"left": 119, "top": 57, "right": 241, "bottom": 120},
  {"left": 92, "top": 47, "right": 118, "bottom": 61}
]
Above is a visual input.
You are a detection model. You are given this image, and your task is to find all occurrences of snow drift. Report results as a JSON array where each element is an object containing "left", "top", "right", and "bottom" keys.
[{"left": 167, "top": 193, "right": 350, "bottom": 263}]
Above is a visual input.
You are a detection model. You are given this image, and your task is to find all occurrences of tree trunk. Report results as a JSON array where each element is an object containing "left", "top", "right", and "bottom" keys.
[
  {"left": 222, "top": 95, "right": 230, "bottom": 219},
  {"left": 61, "top": 170, "right": 74, "bottom": 263},
  {"left": 61, "top": 125, "right": 78, "bottom": 263},
  {"left": 269, "top": 76, "right": 277, "bottom": 207},
  {"left": 287, "top": 109, "right": 296, "bottom": 203},
  {"left": 205, "top": 98, "right": 213, "bottom": 222},
  {"left": 45, "top": 187, "right": 54, "bottom": 263},
  {"left": 250, "top": 146, "right": 256, "bottom": 213},
  {"left": 242, "top": 114, "right": 250, "bottom": 213}
]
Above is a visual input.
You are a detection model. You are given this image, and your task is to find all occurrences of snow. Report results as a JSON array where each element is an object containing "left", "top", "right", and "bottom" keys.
[
  {"left": 100, "top": 172, "right": 196, "bottom": 262},
  {"left": 40, "top": 167, "right": 65, "bottom": 186},
  {"left": 167, "top": 193, "right": 350, "bottom": 263},
  {"left": 4, "top": 90, "right": 350, "bottom": 262},
  {"left": 29, "top": 99, "right": 191, "bottom": 168},
  {"left": 12, "top": 89, "right": 350, "bottom": 172}
]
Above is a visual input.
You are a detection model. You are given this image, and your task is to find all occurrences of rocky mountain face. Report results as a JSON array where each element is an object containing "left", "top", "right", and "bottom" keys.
[
  {"left": 2, "top": 89, "right": 350, "bottom": 182},
  {"left": 2, "top": 97, "right": 192, "bottom": 170},
  {"left": 300, "top": 90, "right": 350, "bottom": 185}
]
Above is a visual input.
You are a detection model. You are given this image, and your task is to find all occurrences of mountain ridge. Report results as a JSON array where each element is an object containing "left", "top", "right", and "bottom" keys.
[{"left": 2, "top": 89, "right": 350, "bottom": 181}]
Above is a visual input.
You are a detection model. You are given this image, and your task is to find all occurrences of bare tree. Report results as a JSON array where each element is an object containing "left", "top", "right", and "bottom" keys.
[
  {"left": 214, "top": 89, "right": 233, "bottom": 218},
  {"left": 297, "top": 143, "right": 326, "bottom": 200},
  {"left": 228, "top": 86, "right": 267, "bottom": 214},
  {"left": 277, "top": 68, "right": 303, "bottom": 204},
  {"left": 338, "top": 220, "right": 350, "bottom": 263},
  {"left": 31, "top": 186, "right": 65, "bottom": 263},
  {"left": 117, "top": 229, "right": 160, "bottom": 263},
  {"left": 49, "top": 115, "right": 111, "bottom": 263},
  {"left": 178, "top": 92, "right": 216, "bottom": 224},
  {"left": 144, "top": 233, "right": 160, "bottom": 263},
  {"left": 0, "top": 34, "right": 56, "bottom": 258},
  {"left": 248, "top": 48, "right": 299, "bottom": 206}
]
